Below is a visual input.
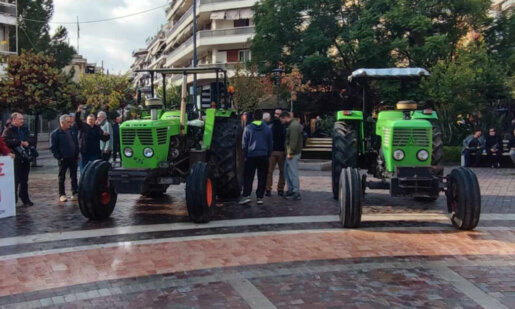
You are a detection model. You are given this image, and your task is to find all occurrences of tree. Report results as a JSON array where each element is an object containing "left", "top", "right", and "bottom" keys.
[
  {"left": 422, "top": 43, "right": 511, "bottom": 145},
  {"left": 157, "top": 85, "right": 182, "bottom": 109},
  {"left": 484, "top": 11, "right": 515, "bottom": 76},
  {"left": 251, "top": 0, "right": 490, "bottom": 88},
  {"left": 79, "top": 74, "right": 135, "bottom": 113},
  {"left": 16, "top": 0, "right": 75, "bottom": 69},
  {"left": 230, "top": 65, "right": 270, "bottom": 112}
]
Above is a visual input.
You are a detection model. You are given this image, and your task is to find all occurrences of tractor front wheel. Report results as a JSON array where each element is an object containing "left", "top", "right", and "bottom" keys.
[
  {"left": 78, "top": 160, "right": 117, "bottom": 220},
  {"left": 338, "top": 167, "right": 362, "bottom": 228},
  {"left": 332, "top": 121, "right": 357, "bottom": 199},
  {"left": 186, "top": 162, "right": 216, "bottom": 223},
  {"left": 446, "top": 167, "right": 481, "bottom": 230}
]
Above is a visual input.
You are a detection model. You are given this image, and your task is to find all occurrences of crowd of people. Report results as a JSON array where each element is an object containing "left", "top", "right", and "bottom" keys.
[
  {"left": 239, "top": 109, "right": 303, "bottom": 205},
  {"left": 462, "top": 126, "right": 515, "bottom": 168}
]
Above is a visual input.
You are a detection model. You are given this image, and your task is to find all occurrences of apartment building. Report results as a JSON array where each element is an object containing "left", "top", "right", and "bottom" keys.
[
  {"left": 131, "top": 0, "right": 257, "bottom": 93},
  {"left": 0, "top": 0, "right": 16, "bottom": 75}
]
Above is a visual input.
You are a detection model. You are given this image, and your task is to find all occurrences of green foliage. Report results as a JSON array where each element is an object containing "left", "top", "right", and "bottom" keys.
[
  {"left": 230, "top": 65, "right": 269, "bottom": 112},
  {"left": 422, "top": 43, "right": 511, "bottom": 145},
  {"left": 485, "top": 11, "right": 515, "bottom": 76},
  {"left": 443, "top": 146, "right": 462, "bottom": 163},
  {"left": 0, "top": 51, "right": 60, "bottom": 114},
  {"left": 157, "top": 85, "right": 182, "bottom": 109},
  {"left": 79, "top": 74, "right": 135, "bottom": 112},
  {"left": 16, "top": 0, "right": 75, "bottom": 69},
  {"left": 251, "top": 0, "right": 490, "bottom": 87}
]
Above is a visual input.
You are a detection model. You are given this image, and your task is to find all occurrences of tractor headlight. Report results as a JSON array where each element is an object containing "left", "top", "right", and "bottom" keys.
[
  {"left": 417, "top": 150, "right": 429, "bottom": 161},
  {"left": 124, "top": 148, "right": 133, "bottom": 158},
  {"left": 393, "top": 150, "right": 405, "bottom": 161},
  {"left": 143, "top": 148, "right": 154, "bottom": 158}
]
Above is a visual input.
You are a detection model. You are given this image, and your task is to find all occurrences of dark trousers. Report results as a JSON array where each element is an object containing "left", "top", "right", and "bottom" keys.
[
  {"left": 101, "top": 151, "right": 111, "bottom": 162},
  {"left": 243, "top": 156, "right": 269, "bottom": 199},
  {"left": 112, "top": 145, "right": 120, "bottom": 162},
  {"left": 58, "top": 158, "right": 78, "bottom": 196},
  {"left": 14, "top": 161, "right": 30, "bottom": 203},
  {"left": 464, "top": 150, "right": 481, "bottom": 167},
  {"left": 487, "top": 150, "right": 501, "bottom": 167}
]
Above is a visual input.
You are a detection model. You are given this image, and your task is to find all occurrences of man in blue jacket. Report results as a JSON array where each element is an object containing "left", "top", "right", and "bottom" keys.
[
  {"left": 239, "top": 109, "right": 273, "bottom": 205},
  {"left": 51, "top": 115, "right": 80, "bottom": 202}
]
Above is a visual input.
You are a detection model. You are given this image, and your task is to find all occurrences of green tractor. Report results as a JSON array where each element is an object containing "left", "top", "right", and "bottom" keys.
[
  {"left": 332, "top": 68, "right": 481, "bottom": 230},
  {"left": 78, "top": 67, "right": 242, "bottom": 223}
]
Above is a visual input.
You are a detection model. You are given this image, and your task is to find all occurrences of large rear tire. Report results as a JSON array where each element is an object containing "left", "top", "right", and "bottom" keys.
[
  {"left": 446, "top": 167, "right": 481, "bottom": 230},
  {"left": 431, "top": 123, "right": 444, "bottom": 175},
  {"left": 338, "top": 167, "right": 362, "bottom": 228},
  {"left": 186, "top": 162, "right": 216, "bottom": 223},
  {"left": 332, "top": 121, "right": 357, "bottom": 199},
  {"left": 78, "top": 160, "right": 117, "bottom": 221},
  {"left": 209, "top": 117, "right": 243, "bottom": 199}
]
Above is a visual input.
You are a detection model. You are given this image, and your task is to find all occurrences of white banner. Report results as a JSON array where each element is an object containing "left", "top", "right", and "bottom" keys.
[{"left": 0, "top": 156, "right": 16, "bottom": 219}]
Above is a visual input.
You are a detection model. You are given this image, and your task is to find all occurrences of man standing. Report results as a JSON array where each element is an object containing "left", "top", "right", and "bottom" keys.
[
  {"left": 462, "top": 129, "right": 485, "bottom": 167},
  {"left": 50, "top": 115, "right": 79, "bottom": 202},
  {"left": 239, "top": 109, "right": 273, "bottom": 205},
  {"left": 266, "top": 109, "right": 286, "bottom": 196},
  {"left": 485, "top": 127, "right": 503, "bottom": 168},
  {"left": 280, "top": 111, "right": 303, "bottom": 200},
  {"left": 112, "top": 115, "right": 122, "bottom": 162},
  {"left": 97, "top": 111, "right": 113, "bottom": 161},
  {"left": 3, "top": 113, "right": 33, "bottom": 206},
  {"left": 76, "top": 106, "right": 110, "bottom": 173}
]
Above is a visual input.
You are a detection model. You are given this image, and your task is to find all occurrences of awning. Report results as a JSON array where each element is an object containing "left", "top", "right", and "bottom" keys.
[
  {"left": 225, "top": 9, "right": 240, "bottom": 20},
  {"left": 349, "top": 68, "right": 430, "bottom": 82},
  {"left": 239, "top": 8, "right": 253, "bottom": 19},
  {"left": 210, "top": 11, "right": 225, "bottom": 20}
]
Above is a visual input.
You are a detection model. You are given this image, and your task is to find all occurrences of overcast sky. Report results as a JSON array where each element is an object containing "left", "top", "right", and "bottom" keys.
[{"left": 50, "top": 0, "right": 166, "bottom": 74}]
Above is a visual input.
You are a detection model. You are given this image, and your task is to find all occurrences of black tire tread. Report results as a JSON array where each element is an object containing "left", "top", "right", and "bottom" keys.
[
  {"left": 332, "top": 121, "right": 357, "bottom": 199},
  {"left": 447, "top": 167, "right": 481, "bottom": 230},
  {"left": 186, "top": 162, "right": 215, "bottom": 223}
]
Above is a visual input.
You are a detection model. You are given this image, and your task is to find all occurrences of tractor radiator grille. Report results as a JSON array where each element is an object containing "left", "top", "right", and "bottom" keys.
[
  {"left": 121, "top": 129, "right": 154, "bottom": 146},
  {"left": 392, "top": 128, "right": 430, "bottom": 147},
  {"left": 156, "top": 128, "right": 168, "bottom": 145}
]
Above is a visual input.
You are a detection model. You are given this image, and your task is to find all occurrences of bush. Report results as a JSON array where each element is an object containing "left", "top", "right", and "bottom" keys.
[{"left": 443, "top": 146, "right": 462, "bottom": 164}]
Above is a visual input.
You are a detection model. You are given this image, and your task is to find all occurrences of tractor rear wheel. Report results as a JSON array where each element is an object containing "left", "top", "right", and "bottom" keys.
[
  {"left": 446, "top": 167, "right": 481, "bottom": 230},
  {"left": 209, "top": 117, "right": 243, "bottom": 199},
  {"left": 186, "top": 162, "right": 216, "bottom": 223},
  {"left": 431, "top": 123, "right": 444, "bottom": 175},
  {"left": 78, "top": 160, "right": 117, "bottom": 220},
  {"left": 332, "top": 121, "right": 357, "bottom": 199},
  {"left": 338, "top": 167, "right": 362, "bottom": 228}
]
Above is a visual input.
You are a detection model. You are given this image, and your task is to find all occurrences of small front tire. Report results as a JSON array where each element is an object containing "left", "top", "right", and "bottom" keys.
[
  {"left": 78, "top": 160, "right": 117, "bottom": 221},
  {"left": 446, "top": 167, "right": 481, "bottom": 230},
  {"left": 338, "top": 167, "right": 363, "bottom": 228},
  {"left": 186, "top": 162, "right": 216, "bottom": 223}
]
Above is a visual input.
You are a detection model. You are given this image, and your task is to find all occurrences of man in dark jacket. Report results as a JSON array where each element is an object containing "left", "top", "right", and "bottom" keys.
[
  {"left": 2, "top": 112, "right": 33, "bottom": 206},
  {"left": 485, "top": 127, "right": 503, "bottom": 168},
  {"left": 76, "top": 106, "right": 110, "bottom": 173},
  {"left": 462, "top": 129, "right": 485, "bottom": 167},
  {"left": 51, "top": 115, "right": 80, "bottom": 202},
  {"left": 266, "top": 109, "right": 286, "bottom": 196},
  {"left": 239, "top": 109, "right": 273, "bottom": 205}
]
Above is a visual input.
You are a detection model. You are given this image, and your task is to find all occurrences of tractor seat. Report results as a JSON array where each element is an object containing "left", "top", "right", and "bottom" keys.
[
  {"left": 396, "top": 100, "right": 418, "bottom": 111},
  {"left": 145, "top": 97, "right": 163, "bottom": 108}
]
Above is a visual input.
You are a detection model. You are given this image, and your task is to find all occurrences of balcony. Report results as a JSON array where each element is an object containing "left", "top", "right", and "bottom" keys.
[
  {"left": 0, "top": 0, "right": 15, "bottom": 17},
  {"left": 167, "top": 5, "right": 194, "bottom": 38},
  {"left": 165, "top": 26, "right": 254, "bottom": 66},
  {"left": 502, "top": 0, "right": 515, "bottom": 11}
]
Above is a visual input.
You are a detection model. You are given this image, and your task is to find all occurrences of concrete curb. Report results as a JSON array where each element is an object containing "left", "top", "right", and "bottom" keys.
[{"left": 299, "top": 160, "right": 331, "bottom": 171}]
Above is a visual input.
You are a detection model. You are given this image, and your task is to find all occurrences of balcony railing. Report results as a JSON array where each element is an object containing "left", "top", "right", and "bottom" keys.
[
  {"left": 502, "top": 0, "right": 515, "bottom": 11},
  {"left": 0, "top": 0, "right": 16, "bottom": 16},
  {"left": 167, "top": 26, "right": 254, "bottom": 62},
  {"left": 198, "top": 26, "right": 254, "bottom": 38},
  {"left": 167, "top": 5, "right": 194, "bottom": 37}
]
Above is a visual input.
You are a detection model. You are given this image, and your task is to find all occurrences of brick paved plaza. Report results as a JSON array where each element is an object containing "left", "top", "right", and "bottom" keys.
[{"left": 0, "top": 149, "right": 514, "bottom": 308}]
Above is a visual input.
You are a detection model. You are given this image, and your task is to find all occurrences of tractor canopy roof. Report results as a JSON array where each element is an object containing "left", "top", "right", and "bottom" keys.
[
  {"left": 348, "top": 68, "right": 430, "bottom": 82},
  {"left": 135, "top": 67, "right": 227, "bottom": 76}
]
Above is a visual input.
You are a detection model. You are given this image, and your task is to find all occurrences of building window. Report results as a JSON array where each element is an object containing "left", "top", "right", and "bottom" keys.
[
  {"left": 238, "top": 50, "right": 251, "bottom": 62},
  {"left": 234, "top": 19, "right": 250, "bottom": 27}
]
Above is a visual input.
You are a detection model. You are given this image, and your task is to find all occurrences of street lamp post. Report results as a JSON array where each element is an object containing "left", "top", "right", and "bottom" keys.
[
  {"left": 272, "top": 68, "right": 284, "bottom": 108},
  {"left": 192, "top": 0, "right": 198, "bottom": 110}
]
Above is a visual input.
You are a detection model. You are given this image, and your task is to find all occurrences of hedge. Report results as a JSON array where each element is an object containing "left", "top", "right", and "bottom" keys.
[{"left": 443, "top": 146, "right": 461, "bottom": 164}]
